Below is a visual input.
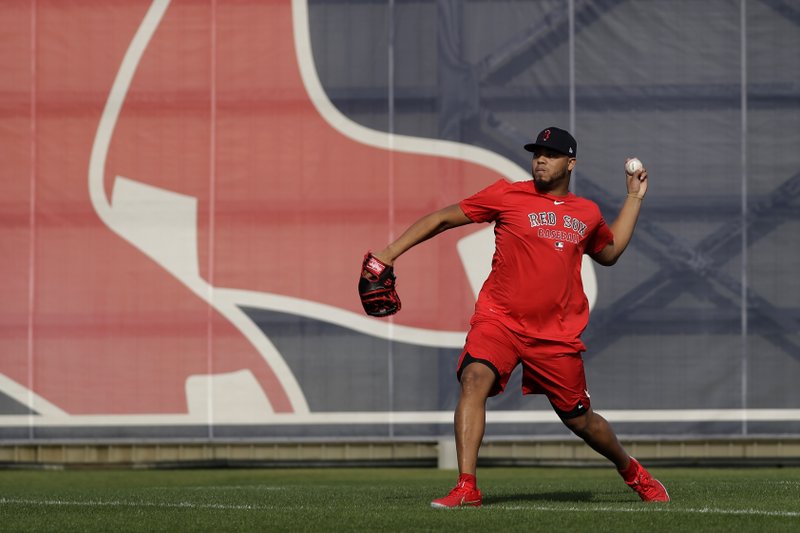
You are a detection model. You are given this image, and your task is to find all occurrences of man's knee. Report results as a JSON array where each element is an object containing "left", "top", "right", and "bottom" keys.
[
  {"left": 459, "top": 362, "right": 496, "bottom": 396},
  {"left": 562, "top": 409, "right": 593, "bottom": 437}
]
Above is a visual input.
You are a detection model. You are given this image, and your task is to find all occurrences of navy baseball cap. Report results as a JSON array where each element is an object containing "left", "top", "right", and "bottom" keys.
[{"left": 524, "top": 127, "right": 577, "bottom": 157}]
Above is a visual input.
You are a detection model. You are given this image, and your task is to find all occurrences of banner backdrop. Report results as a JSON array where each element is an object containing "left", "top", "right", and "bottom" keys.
[{"left": 1, "top": 0, "right": 798, "bottom": 440}]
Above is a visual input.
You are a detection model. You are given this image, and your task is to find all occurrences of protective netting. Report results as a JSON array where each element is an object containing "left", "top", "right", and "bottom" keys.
[{"left": 1, "top": 0, "right": 798, "bottom": 440}]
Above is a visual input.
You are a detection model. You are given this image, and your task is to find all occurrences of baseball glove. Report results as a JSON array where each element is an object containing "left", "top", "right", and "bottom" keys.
[{"left": 358, "top": 252, "right": 401, "bottom": 317}]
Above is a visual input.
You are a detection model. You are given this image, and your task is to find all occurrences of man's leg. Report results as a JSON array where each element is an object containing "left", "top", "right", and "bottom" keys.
[
  {"left": 431, "top": 361, "right": 495, "bottom": 508},
  {"left": 562, "top": 408, "right": 670, "bottom": 502},
  {"left": 561, "top": 407, "right": 628, "bottom": 469},
  {"left": 454, "top": 362, "right": 496, "bottom": 475}
]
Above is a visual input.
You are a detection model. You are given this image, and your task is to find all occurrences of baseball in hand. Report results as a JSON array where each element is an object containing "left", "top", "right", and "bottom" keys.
[{"left": 625, "top": 158, "right": 643, "bottom": 175}]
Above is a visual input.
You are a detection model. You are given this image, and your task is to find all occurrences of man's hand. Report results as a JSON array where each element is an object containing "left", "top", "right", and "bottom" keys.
[
  {"left": 626, "top": 159, "right": 648, "bottom": 199},
  {"left": 592, "top": 160, "right": 649, "bottom": 266},
  {"left": 358, "top": 252, "right": 401, "bottom": 317}
]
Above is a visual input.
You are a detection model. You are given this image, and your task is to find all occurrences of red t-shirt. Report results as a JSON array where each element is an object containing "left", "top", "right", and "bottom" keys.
[{"left": 459, "top": 179, "right": 614, "bottom": 346}]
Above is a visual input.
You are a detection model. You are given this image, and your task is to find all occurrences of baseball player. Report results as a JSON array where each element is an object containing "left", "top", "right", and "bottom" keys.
[{"left": 359, "top": 127, "right": 669, "bottom": 507}]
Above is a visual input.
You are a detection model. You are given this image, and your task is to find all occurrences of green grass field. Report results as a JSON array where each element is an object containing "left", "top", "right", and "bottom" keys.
[{"left": 1, "top": 466, "right": 799, "bottom": 532}]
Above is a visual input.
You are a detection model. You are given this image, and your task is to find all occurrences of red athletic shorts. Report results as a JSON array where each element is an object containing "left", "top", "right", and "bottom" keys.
[{"left": 457, "top": 316, "right": 591, "bottom": 418}]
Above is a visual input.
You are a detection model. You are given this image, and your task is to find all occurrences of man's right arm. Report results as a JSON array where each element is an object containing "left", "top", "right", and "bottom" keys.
[{"left": 372, "top": 204, "right": 473, "bottom": 265}]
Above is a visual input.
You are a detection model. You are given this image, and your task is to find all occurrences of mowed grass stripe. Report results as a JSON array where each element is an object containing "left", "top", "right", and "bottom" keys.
[
  {"left": 1, "top": 467, "right": 798, "bottom": 532},
  {"left": 2, "top": 498, "right": 799, "bottom": 518}
]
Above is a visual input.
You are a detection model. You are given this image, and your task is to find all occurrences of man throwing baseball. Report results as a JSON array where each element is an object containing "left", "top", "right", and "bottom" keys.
[{"left": 359, "top": 127, "right": 669, "bottom": 507}]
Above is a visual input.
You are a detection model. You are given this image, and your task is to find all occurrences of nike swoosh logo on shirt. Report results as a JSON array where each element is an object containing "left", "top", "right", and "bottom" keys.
[{"left": 554, "top": 200, "right": 565, "bottom": 205}]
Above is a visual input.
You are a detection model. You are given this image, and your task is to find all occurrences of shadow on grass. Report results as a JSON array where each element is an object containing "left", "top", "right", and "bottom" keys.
[
  {"left": 485, "top": 491, "right": 635, "bottom": 506},
  {"left": 485, "top": 491, "right": 594, "bottom": 505}
]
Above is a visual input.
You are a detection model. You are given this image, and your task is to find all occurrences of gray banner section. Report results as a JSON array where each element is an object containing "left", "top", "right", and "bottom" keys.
[
  {"left": 308, "top": 0, "right": 800, "bottom": 437},
  {"left": 5, "top": 0, "right": 797, "bottom": 442}
]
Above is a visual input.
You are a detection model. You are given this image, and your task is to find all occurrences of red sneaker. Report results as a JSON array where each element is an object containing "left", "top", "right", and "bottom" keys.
[
  {"left": 625, "top": 458, "right": 670, "bottom": 502},
  {"left": 430, "top": 479, "right": 483, "bottom": 509}
]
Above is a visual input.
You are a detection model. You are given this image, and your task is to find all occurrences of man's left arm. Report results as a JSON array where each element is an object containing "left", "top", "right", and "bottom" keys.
[{"left": 591, "top": 162, "right": 648, "bottom": 266}]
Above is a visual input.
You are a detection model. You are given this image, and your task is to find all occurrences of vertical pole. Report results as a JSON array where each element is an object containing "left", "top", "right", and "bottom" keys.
[
  {"left": 568, "top": 0, "right": 576, "bottom": 193},
  {"left": 207, "top": 0, "right": 218, "bottom": 439},
  {"left": 27, "top": 0, "right": 38, "bottom": 441},
  {"left": 739, "top": 0, "right": 749, "bottom": 436},
  {"left": 387, "top": 0, "right": 396, "bottom": 439}
]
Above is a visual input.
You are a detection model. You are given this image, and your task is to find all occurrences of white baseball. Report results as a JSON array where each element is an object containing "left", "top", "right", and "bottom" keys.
[{"left": 625, "top": 158, "right": 643, "bottom": 175}]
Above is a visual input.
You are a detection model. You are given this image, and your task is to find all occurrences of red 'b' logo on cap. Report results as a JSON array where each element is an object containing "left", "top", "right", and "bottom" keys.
[{"left": 542, "top": 129, "right": 551, "bottom": 141}]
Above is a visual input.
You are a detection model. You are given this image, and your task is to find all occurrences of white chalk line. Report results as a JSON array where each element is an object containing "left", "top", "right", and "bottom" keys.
[
  {"left": 1, "top": 497, "right": 798, "bottom": 517},
  {"left": 493, "top": 504, "right": 800, "bottom": 518},
  {"left": 0, "top": 497, "right": 265, "bottom": 511}
]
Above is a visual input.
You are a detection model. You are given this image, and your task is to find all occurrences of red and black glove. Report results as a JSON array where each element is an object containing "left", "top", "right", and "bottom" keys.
[{"left": 358, "top": 252, "right": 401, "bottom": 317}]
